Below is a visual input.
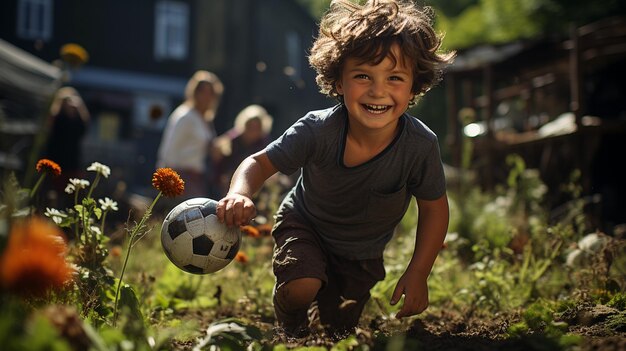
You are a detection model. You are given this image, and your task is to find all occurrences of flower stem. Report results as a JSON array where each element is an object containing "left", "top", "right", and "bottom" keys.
[
  {"left": 74, "top": 191, "right": 80, "bottom": 242},
  {"left": 29, "top": 173, "right": 46, "bottom": 199},
  {"left": 113, "top": 192, "right": 162, "bottom": 325},
  {"left": 87, "top": 173, "right": 100, "bottom": 199},
  {"left": 100, "top": 211, "right": 107, "bottom": 238}
]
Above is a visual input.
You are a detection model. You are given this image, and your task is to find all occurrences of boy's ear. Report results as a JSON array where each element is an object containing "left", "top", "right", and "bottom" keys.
[{"left": 335, "top": 80, "right": 344, "bottom": 95}]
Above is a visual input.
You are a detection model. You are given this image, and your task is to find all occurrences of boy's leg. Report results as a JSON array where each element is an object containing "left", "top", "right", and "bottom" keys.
[
  {"left": 272, "top": 211, "right": 328, "bottom": 337},
  {"left": 316, "top": 256, "right": 385, "bottom": 335},
  {"left": 273, "top": 278, "right": 322, "bottom": 337}
]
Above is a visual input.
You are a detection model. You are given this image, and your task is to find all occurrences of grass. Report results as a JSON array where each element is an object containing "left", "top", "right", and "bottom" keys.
[{"left": 0, "top": 155, "right": 625, "bottom": 350}]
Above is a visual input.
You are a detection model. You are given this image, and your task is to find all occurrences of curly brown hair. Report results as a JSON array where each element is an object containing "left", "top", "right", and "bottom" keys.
[{"left": 308, "top": 0, "right": 454, "bottom": 101}]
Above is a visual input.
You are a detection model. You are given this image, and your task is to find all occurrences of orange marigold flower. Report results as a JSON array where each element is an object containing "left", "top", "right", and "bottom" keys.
[
  {"left": 0, "top": 217, "right": 74, "bottom": 298},
  {"left": 256, "top": 223, "right": 273, "bottom": 236},
  {"left": 36, "top": 159, "right": 62, "bottom": 177},
  {"left": 109, "top": 245, "right": 123, "bottom": 258},
  {"left": 240, "top": 225, "right": 260, "bottom": 238},
  {"left": 152, "top": 168, "right": 184, "bottom": 197},
  {"left": 234, "top": 251, "right": 248, "bottom": 264}
]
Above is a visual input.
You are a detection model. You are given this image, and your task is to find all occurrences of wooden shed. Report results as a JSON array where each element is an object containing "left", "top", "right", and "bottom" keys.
[{"left": 445, "top": 16, "right": 626, "bottom": 229}]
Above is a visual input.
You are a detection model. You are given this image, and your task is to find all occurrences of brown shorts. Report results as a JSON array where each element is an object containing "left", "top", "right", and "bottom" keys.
[{"left": 272, "top": 210, "right": 386, "bottom": 331}]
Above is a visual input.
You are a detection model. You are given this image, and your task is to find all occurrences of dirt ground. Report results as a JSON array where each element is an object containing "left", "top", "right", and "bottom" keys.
[
  {"left": 263, "top": 305, "right": 626, "bottom": 350},
  {"left": 400, "top": 309, "right": 626, "bottom": 351},
  {"left": 174, "top": 303, "right": 625, "bottom": 350}
]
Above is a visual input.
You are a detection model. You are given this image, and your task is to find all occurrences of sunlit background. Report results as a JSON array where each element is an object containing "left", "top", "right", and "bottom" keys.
[
  {"left": 1, "top": 0, "right": 625, "bottom": 228},
  {"left": 1, "top": 2, "right": 626, "bottom": 349}
]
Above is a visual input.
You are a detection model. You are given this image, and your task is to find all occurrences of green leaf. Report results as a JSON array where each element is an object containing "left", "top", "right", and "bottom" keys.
[
  {"left": 20, "top": 314, "right": 72, "bottom": 351},
  {"left": 82, "top": 197, "right": 96, "bottom": 207},
  {"left": 119, "top": 284, "right": 143, "bottom": 321},
  {"left": 78, "top": 320, "right": 109, "bottom": 351},
  {"left": 331, "top": 335, "right": 360, "bottom": 351},
  {"left": 12, "top": 207, "right": 32, "bottom": 218}
]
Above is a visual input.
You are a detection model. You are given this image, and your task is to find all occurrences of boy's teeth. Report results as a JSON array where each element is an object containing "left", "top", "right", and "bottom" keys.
[{"left": 365, "top": 104, "right": 388, "bottom": 113}]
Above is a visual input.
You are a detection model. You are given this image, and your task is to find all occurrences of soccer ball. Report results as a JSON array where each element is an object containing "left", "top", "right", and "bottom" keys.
[{"left": 161, "top": 197, "right": 241, "bottom": 274}]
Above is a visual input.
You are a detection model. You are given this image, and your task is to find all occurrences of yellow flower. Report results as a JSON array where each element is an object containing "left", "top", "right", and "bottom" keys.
[
  {"left": 0, "top": 217, "right": 74, "bottom": 297},
  {"left": 152, "top": 168, "right": 185, "bottom": 197},
  {"left": 36, "top": 159, "right": 62, "bottom": 177},
  {"left": 60, "top": 43, "right": 89, "bottom": 67}
]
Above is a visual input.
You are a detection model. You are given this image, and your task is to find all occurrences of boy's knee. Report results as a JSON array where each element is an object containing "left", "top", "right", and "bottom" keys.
[{"left": 275, "top": 277, "right": 322, "bottom": 310}]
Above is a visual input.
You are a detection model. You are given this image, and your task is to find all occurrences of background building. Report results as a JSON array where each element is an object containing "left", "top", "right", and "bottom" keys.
[{"left": 0, "top": 0, "right": 332, "bottom": 194}]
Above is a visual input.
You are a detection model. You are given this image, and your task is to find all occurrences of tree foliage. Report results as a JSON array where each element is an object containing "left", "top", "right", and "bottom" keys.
[
  {"left": 435, "top": 0, "right": 626, "bottom": 50},
  {"left": 296, "top": 0, "right": 626, "bottom": 50},
  {"left": 295, "top": 0, "right": 332, "bottom": 19}
]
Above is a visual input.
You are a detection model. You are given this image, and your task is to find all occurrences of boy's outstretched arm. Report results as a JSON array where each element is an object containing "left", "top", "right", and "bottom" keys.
[
  {"left": 216, "top": 151, "right": 278, "bottom": 227},
  {"left": 390, "top": 194, "right": 449, "bottom": 318}
]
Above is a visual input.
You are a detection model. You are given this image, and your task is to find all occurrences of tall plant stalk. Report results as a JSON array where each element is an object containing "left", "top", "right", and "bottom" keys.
[{"left": 113, "top": 192, "right": 162, "bottom": 325}]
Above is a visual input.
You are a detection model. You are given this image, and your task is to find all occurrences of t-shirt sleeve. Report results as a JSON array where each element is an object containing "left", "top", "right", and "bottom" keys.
[
  {"left": 409, "top": 137, "right": 446, "bottom": 200},
  {"left": 265, "top": 116, "right": 316, "bottom": 175}
]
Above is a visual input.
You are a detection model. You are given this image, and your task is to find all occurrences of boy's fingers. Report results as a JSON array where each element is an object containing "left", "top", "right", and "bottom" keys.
[
  {"left": 216, "top": 201, "right": 225, "bottom": 222},
  {"left": 230, "top": 201, "right": 241, "bottom": 224},
  {"left": 395, "top": 303, "right": 414, "bottom": 319},
  {"left": 217, "top": 196, "right": 256, "bottom": 226},
  {"left": 390, "top": 286, "right": 403, "bottom": 306},
  {"left": 243, "top": 203, "right": 257, "bottom": 224},
  {"left": 224, "top": 200, "right": 238, "bottom": 226},
  {"left": 233, "top": 199, "right": 250, "bottom": 225},
  {"left": 395, "top": 300, "right": 427, "bottom": 319}
]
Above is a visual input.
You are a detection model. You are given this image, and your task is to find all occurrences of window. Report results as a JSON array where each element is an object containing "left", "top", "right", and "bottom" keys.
[
  {"left": 154, "top": 1, "right": 189, "bottom": 61},
  {"left": 16, "top": 0, "right": 53, "bottom": 41}
]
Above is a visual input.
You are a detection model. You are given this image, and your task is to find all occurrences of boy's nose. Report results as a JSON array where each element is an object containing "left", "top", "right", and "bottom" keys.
[{"left": 368, "top": 81, "right": 386, "bottom": 97}]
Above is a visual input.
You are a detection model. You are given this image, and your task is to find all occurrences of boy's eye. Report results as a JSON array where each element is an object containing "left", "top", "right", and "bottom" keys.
[
  {"left": 354, "top": 74, "right": 369, "bottom": 80},
  {"left": 389, "top": 76, "right": 404, "bottom": 81}
]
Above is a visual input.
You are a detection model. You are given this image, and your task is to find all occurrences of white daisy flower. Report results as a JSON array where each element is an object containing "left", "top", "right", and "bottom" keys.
[
  {"left": 99, "top": 197, "right": 119, "bottom": 212},
  {"left": 45, "top": 207, "right": 67, "bottom": 224},
  {"left": 69, "top": 178, "right": 90, "bottom": 189},
  {"left": 65, "top": 184, "right": 76, "bottom": 194},
  {"left": 90, "top": 226, "right": 102, "bottom": 236},
  {"left": 578, "top": 233, "right": 607, "bottom": 253},
  {"left": 87, "top": 162, "right": 111, "bottom": 178}
]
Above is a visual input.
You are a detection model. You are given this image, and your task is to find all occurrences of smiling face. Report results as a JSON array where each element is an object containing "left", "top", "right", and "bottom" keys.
[{"left": 335, "top": 43, "right": 414, "bottom": 135}]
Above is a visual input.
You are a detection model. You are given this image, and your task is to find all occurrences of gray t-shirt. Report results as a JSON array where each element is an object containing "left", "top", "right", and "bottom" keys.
[{"left": 266, "top": 105, "right": 446, "bottom": 259}]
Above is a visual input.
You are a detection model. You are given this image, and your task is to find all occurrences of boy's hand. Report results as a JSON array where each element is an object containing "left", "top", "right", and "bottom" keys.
[
  {"left": 216, "top": 193, "right": 256, "bottom": 227},
  {"left": 390, "top": 269, "right": 429, "bottom": 318}
]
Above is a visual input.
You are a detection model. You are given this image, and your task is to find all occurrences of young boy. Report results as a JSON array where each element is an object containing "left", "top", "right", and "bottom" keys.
[{"left": 216, "top": 0, "right": 454, "bottom": 337}]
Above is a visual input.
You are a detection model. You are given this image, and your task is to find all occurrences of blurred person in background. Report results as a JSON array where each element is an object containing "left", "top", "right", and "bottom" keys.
[
  {"left": 157, "top": 70, "right": 224, "bottom": 200},
  {"left": 212, "top": 104, "right": 273, "bottom": 197},
  {"left": 43, "top": 86, "right": 90, "bottom": 207}
]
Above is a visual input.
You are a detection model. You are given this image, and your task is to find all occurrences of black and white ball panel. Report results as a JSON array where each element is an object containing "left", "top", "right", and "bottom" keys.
[{"left": 160, "top": 197, "right": 241, "bottom": 274}]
